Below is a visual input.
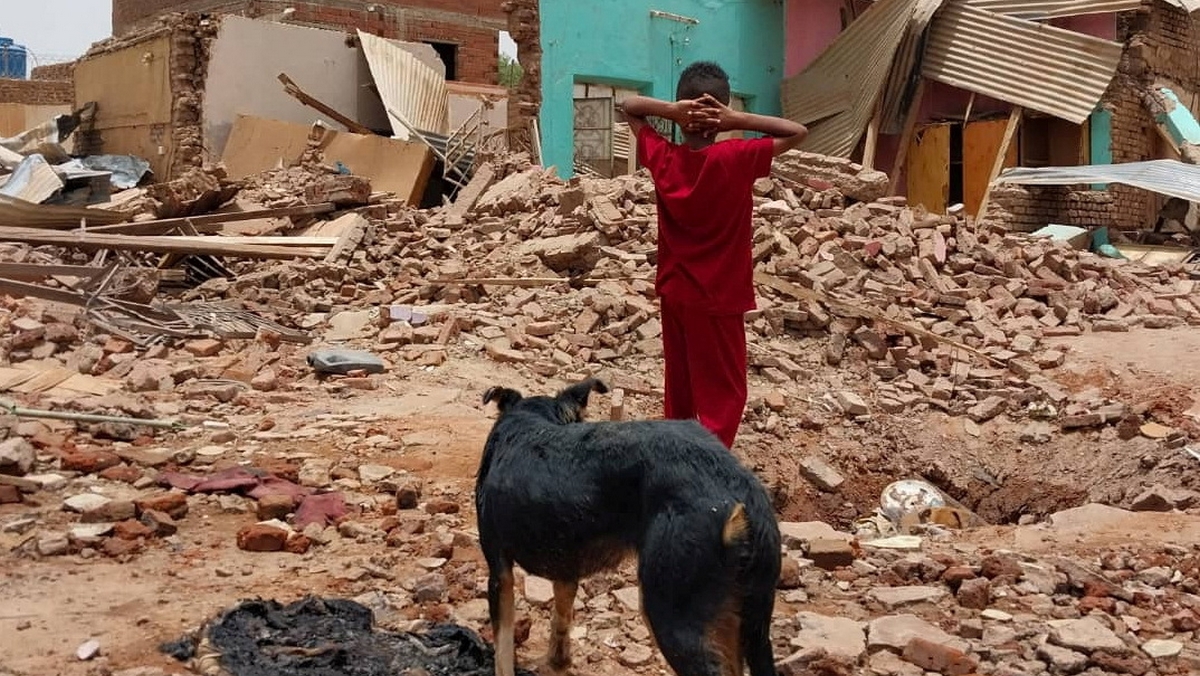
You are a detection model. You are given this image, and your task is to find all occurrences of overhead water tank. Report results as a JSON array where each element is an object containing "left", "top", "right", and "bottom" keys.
[{"left": 0, "top": 37, "right": 28, "bottom": 79}]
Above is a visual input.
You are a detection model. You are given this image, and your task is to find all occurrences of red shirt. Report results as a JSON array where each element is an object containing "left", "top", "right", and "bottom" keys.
[{"left": 637, "top": 125, "right": 774, "bottom": 314}]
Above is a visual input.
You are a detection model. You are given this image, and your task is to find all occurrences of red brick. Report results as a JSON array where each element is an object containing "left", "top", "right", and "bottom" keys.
[
  {"left": 902, "top": 637, "right": 980, "bottom": 676},
  {"left": 237, "top": 524, "right": 289, "bottom": 552}
]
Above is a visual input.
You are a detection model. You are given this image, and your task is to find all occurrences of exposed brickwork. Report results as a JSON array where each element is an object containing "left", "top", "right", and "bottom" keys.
[
  {"left": 31, "top": 63, "right": 74, "bottom": 82},
  {"left": 0, "top": 79, "right": 73, "bottom": 106},
  {"left": 986, "top": 2, "right": 1200, "bottom": 231},
  {"left": 112, "top": 0, "right": 504, "bottom": 84},
  {"left": 75, "top": 13, "right": 219, "bottom": 178},
  {"left": 502, "top": 0, "right": 539, "bottom": 155},
  {"left": 988, "top": 186, "right": 1118, "bottom": 232}
]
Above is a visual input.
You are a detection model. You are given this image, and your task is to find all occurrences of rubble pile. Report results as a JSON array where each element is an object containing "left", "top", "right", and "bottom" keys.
[{"left": 163, "top": 151, "right": 1200, "bottom": 438}]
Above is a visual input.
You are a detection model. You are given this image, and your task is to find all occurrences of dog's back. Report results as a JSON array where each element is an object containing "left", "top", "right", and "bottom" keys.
[{"left": 476, "top": 379, "right": 780, "bottom": 676}]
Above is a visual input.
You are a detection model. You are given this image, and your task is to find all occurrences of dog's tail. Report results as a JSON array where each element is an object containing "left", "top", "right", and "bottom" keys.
[{"left": 721, "top": 503, "right": 748, "bottom": 547}]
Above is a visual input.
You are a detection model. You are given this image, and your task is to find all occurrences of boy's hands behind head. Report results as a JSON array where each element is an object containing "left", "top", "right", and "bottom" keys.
[
  {"left": 697, "top": 94, "right": 740, "bottom": 132},
  {"left": 670, "top": 98, "right": 719, "bottom": 136},
  {"left": 673, "top": 94, "right": 743, "bottom": 139}
]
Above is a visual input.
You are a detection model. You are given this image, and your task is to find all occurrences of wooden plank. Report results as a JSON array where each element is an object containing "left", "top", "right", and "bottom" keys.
[
  {"left": 889, "top": 78, "right": 927, "bottom": 195},
  {"left": 0, "top": 194, "right": 127, "bottom": 229},
  {"left": 862, "top": 97, "right": 883, "bottom": 170},
  {"left": 0, "top": 228, "right": 328, "bottom": 259},
  {"left": 86, "top": 203, "right": 336, "bottom": 235},
  {"left": 906, "top": 123, "right": 951, "bottom": 215},
  {"left": 278, "top": 73, "right": 375, "bottom": 135},
  {"left": 964, "top": 118, "right": 1019, "bottom": 217},
  {"left": 0, "top": 367, "right": 38, "bottom": 391},
  {"left": 0, "top": 263, "right": 106, "bottom": 282},
  {"left": 977, "top": 107, "right": 1023, "bottom": 222},
  {"left": 164, "top": 236, "right": 338, "bottom": 246},
  {"left": 12, "top": 367, "right": 74, "bottom": 394}
]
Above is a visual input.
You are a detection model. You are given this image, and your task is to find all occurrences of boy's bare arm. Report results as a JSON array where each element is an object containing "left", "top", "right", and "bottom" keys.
[{"left": 619, "top": 96, "right": 715, "bottom": 135}]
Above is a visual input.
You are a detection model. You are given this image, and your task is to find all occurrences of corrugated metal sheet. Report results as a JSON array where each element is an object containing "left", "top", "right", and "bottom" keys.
[
  {"left": 879, "top": 0, "right": 945, "bottom": 135},
  {"left": 357, "top": 30, "right": 449, "bottom": 141},
  {"left": 965, "top": 0, "right": 1140, "bottom": 19},
  {"left": 922, "top": 1, "right": 1123, "bottom": 124},
  {"left": 0, "top": 154, "right": 63, "bottom": 204},
  {"left": 996, "top": 160, "right": 1200, "bottom": 202},
  {"left": 782, "top": 0, "right": 923, "bottom": 157}
]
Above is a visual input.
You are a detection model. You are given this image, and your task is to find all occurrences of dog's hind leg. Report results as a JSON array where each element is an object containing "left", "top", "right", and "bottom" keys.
[
  {"left": 739, "top": 584, "right": 775, "bottom": 676},
  {"left": 488, "top": 562, "right": 517, "bottom": 676},
  {"left": 546, "top": 580, "right": 578, "bottom": 671}
]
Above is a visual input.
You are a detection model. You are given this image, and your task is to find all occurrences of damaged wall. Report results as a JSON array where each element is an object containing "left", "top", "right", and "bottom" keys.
[
  {"left": 502, "top": 0, "right": 540, "bottom": 157},
  {"left": 74, "top": 14, "right": 218, "bottom": 181},
  {"left": 203, "top": 15, "right": 390, "bottom": 156},
  {"left": 985, "top": 1, "right": 1200, "bottom": 231},
  {"left": 538, "top": 0, "right": 784, "bottom": 177},
  {"left": 112, "top": 0, "right": 505, "bottom": 84},
  {"left": 0, "top": 79, "right": 73, "bottom": 106}
]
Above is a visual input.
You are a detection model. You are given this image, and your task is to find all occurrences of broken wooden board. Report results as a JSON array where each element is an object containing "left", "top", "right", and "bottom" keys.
[
  {"left": 0, "top": 227, "right": 329, "bottom": 259},
  {"left": 0, "top": 262, "right": 106, "bottom": 282},
  {"left": 87, "top": 202, "right": 336, "bottom": 235},
  {"left": 0, "top": 193, "right": 127, "bottom": 229},
  {"left": 222, "top": 115, "right": 434, "bottom": 204}
]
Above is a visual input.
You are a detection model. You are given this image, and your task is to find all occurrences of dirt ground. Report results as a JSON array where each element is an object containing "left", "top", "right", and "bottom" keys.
[{"left": 2, "top": 326, "right": 1199, "bottom": 675}]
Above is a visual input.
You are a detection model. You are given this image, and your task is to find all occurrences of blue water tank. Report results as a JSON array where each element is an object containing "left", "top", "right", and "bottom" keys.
[{"left": 0, "top": 37, "right": 28, "bottom": 79}]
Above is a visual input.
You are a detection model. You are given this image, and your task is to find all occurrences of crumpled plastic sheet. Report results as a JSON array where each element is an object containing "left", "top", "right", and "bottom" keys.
[{"left": 161, "top": 596, "right": 535, "bottom": 676}]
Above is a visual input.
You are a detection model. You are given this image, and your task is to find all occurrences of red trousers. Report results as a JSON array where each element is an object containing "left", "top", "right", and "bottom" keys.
[{"left": 660, "top": 300, "right": 748, "bottom": 449}]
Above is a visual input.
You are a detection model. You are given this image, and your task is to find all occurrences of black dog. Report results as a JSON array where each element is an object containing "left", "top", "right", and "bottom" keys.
[{"left": 476, "top": 378, "right": 781, "bottom": 676}]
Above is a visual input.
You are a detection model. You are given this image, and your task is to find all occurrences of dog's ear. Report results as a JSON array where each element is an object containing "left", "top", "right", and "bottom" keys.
[
  {"left": 557, "top": 377, "right": 609, "bottom": 411},
  {"left": 483, "top": 386, "right": 523, "bottom": 413}
]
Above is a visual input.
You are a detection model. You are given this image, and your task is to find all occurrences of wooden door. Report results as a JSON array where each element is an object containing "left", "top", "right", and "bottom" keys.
[
  {"left": 906, "top": 123, "right": 951, "bottom": 215},
  {"left": 963, "top": 118, "right": 1019, "bottom": 217}
]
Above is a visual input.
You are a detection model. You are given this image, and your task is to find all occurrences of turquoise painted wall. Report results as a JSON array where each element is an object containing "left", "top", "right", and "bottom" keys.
[{"left": 539, "top": 0, "right": 785, "bottom": 177}]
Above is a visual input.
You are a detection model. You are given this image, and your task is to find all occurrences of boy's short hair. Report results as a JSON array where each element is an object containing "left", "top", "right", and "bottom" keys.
[{"left": 676, "top": 61, "right": 731, "bottom": 105}]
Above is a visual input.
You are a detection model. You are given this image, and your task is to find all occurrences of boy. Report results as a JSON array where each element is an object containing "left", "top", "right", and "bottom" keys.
[{"left": 620, "top": 61, "right": 808, "bottom": 449}]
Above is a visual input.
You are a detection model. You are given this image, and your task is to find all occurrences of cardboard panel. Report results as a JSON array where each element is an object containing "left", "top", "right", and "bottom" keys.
[
  {"left": 907, "top": 123, "right": 951, "bottom": 215},
  {"left": 75, "top": 35, "right": 173, "bottom": 128},
  {"left": 223, "top": 115, "right": 433, "bottom": 205},
  {"left": 964, "top": 118, "right": 1019, "bottom": 217}
]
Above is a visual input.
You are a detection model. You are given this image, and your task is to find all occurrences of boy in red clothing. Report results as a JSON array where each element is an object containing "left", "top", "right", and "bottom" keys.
[{"left": 621, "top": 62, "right": 808, "bottom": 449}]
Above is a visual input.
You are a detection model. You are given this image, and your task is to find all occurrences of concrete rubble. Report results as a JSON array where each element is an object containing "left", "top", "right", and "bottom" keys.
[{"left": 1, "top": 142, "right": 1199, "bottom": 676}]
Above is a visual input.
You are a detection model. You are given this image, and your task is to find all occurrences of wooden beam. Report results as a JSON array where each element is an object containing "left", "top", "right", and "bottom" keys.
[
  {"left": 962, "top": 92, "right": 977, "bottom": 125},
  {"left": 862, "top": 97, "right": 883, "bottom": 170},
  {"left": 976, "top": 106, "right": 1023, "bottom": 223},
  {"left": 278, "top": 73, "right": 375, "bottom": 135},
  {"left": 86, "top": 203, "right": 337, "bottom": 235},
  {"left": 889, "top": 78, "right": 927, "bottom": 196},
  {"left": 0, "top": 263, "right": 106, "bottom": 282},
  {"left": 0, "top": 228, "right": 328, "bottom": 259}
]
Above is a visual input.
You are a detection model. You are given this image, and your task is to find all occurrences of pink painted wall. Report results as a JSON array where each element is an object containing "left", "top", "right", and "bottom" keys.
[
  {"left": 1051, "top": 13, "right": 1117, "bottom": 41},
  {"left": 785, "top": 0, "right": 846, "bottom": 77}
]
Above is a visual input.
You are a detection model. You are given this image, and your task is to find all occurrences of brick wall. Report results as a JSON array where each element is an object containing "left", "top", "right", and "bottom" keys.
[
  {"left": 985, "top": 2, "right": 1200, "bottom": 231},
  {"left": 0, "top": 79, "right": 73, "bottom": 106},
  {"left": 31, "top": 63, "right": 74, "bottom": 82},
  {"left": 112, "top": 0, "right": 504, "bottom": 84},
  {"left": 988, "top": 186, "right": 1118, "bottom": 232}
]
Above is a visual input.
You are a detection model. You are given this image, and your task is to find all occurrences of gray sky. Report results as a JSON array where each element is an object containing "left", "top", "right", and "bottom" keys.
[
  {"left": 0, "top": 1, "right": 112, "bottom": 74},
  {"left": 0, "top": 2, "right": 514, "bottom": 76}
]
